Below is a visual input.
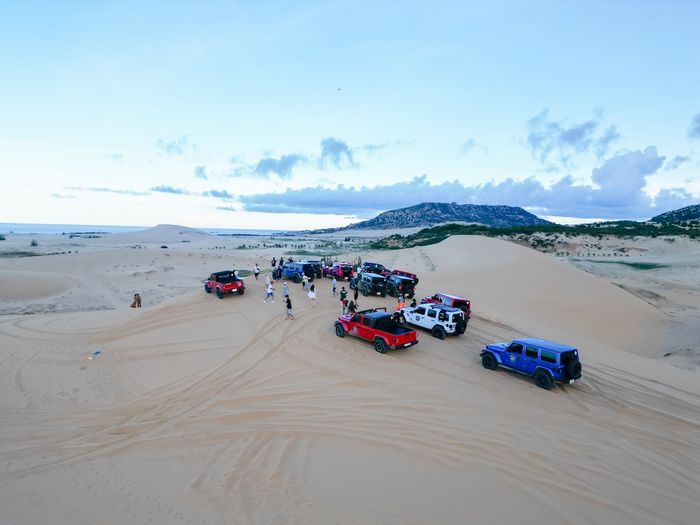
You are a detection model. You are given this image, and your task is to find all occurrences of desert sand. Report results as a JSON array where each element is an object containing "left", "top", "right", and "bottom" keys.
[{"left": 1, "top": 226, "right": 699, "bottom": 524}]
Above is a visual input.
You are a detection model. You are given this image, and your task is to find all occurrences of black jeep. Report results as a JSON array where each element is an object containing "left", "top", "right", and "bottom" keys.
[
  {"left": 350, "top": 272, "right": 387, "bottom": 297},
  {"left": 386, "top": 274, "right": 415, "bottom": 299}
]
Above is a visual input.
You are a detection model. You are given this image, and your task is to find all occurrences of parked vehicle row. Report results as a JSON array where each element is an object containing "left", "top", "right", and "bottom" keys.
[{"left": 202, "top": 263, "right": 583, "bottom": 392}]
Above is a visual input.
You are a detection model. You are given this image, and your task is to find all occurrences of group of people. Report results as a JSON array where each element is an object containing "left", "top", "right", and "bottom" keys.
[
  {"left": 257, "top": 261, "right": 361, "bottom": 320},
  {"left": 261, "top": 273, "right": 296, "bottom": 320}
]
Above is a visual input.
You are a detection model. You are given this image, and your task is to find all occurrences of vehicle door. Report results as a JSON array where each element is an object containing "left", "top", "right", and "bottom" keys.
[
  {"left": 522, "top": 345, "right": 540, "bottom": 374},
  {"left": 360, "top": 316, "right": 374, "bottom": 340},
  {"left": 505, "top": 343, "right": 524, "bottom": 369},
  {"left": 425, "top": 308, "right": 438, "bottom": 329},
  {"left": 410, "top": 306, "right": 427, "bottom": 328},
  {"left": 348, "top": 314, "right": 363, "bottom": 337}
]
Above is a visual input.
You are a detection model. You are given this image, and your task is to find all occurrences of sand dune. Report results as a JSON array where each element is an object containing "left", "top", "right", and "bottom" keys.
[{"left": 1, "top": 233, "right": 699, "bottom": 524}]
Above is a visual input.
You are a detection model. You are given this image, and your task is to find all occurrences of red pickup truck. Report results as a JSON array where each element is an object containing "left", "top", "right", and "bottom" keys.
[
  {"left": 323, "top": 262, "right": 355, "bottom": 280},
  {"left": 334, "top": 308, "right": 418, "bottom": 353},
  {"left": 204, "top": 270, "right": 245, "bottom": 299}
]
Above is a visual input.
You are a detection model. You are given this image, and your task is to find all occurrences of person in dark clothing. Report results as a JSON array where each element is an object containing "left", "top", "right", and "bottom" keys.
[{"left": 285, "top": 295, "right": 295, "bottom": 320}]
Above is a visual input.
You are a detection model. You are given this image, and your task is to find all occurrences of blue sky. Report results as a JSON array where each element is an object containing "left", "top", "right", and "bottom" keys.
[{"left": 1, "top": 0, "right": 699, "bottom": 229}]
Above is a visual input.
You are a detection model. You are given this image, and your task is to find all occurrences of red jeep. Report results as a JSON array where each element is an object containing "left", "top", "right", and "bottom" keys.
[
  {"left": 323, "top": 262, "right": 355, "bottom": 280},
  {"left": 391, "top": 269, "right": 419, "bottom": 286},
  {"left": 422, "top": 293, "right": 471, "bottom": 319},
  {"left": 334, "top": 307, "right": 418, "bottom": 353},
  {"left": 205, "top": 270, "right": 245, "bottom": 299}
]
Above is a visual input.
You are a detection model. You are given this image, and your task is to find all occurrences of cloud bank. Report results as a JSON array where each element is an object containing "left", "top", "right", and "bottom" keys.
[
  {"left": 194, "top": 166, "right": 208, "bottom": 179},
  {"left": 156, "top": 136, "right": 191, "bottom": 155},
  {"left": 665, "top": 155, "right": 690, "bottom": 171},
  {"left": 230, "top": 137, "right": 395, "bottom": 179},
  {"left": 241, "top": 147, "right": 696, "bottom": 219},
  {"left": 527, "top": 109, "right": 620, "bottom": 165},
  {"left": 254, "top": 154, "right": 308, "bottom": 179},
  {"left": 689, "top": 113, "right": 700, "bottom": 139}
]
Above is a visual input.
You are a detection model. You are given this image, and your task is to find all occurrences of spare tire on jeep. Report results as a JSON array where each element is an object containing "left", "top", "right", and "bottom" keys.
[
  {"left": 566, "top": 360, "right": 582, "bottom": 380},
  {"left": 456, "top": 319, "right": 467, "bottom": 334}
]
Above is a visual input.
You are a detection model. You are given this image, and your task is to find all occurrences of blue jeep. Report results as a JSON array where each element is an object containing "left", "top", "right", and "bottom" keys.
[
  {"left": 480, "top": 338, "right": 582, "bottom": 390},
  {"left": 274, "top": 261, "right": 316, "bottom": 283}
]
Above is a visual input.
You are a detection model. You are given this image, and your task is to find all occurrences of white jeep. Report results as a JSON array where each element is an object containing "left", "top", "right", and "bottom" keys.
[{"left": 398, "top": 304, "right": 467, "bottom": 339}]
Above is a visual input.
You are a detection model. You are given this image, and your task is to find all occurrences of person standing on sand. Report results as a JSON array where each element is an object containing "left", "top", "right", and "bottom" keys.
[
  {"left": 282, "top": 282, "right": 289, "bottom": 298},
  {"left": 348, "top": 300, "right": 356, "bottom": 315},
  {"left": 285, "top": 295, "right": 295, "bottom": 320},
  {"left": 265, "top": 273, "right": 271, "bottom": 287},
  {"left": 302, "top": 273, "right": 308, "bottom": 292},
  {"left": 254, "top": 264, "right": 260, "bottom": 280},
  {"left": 332, "top": 277, "right": 337, "bottom": 296},
  {"left": 308, "top": 284, "right": 316, "bottom": 307},
  {"left": 353, "top": 286, "right": 359, "bottom": 303},
  {"left": 271, "top": 257, "right": 276, "bottom": 268},
  {"left": 339, "top": 286, "right": 347, "bottom": 302},
  {"left": 264, "top": 281, "right": 275, "bottom": 303},
  {"left": 130, "top": 293, "right": 142, "bottom": 308}
]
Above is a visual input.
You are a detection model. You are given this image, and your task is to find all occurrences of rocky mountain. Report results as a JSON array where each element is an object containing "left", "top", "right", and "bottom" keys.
[
  {"left": 650, "top": 204, "right": 700, "bottom": 224},
  {"left": 333, "top": 202, "right": 551, "bottom": 231}
]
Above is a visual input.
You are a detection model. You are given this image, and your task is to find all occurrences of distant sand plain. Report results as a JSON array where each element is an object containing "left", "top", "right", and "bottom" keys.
[{"left": 1, "top": 225, "right": 699, "bottom": 524}]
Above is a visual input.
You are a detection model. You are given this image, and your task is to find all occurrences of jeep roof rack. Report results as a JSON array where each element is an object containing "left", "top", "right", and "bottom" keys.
[{"left": 514, "top": 338, "right": 577, "bottom": 353}]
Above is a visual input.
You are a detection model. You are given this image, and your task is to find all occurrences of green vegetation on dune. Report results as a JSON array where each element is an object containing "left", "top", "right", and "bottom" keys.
[
  {"left": 583, "top": 260, "right": 669, "bottom": 270},
  {"left": 367, "top": 221, "right": 700, "bottom": 250},
  {"left": 283, "top": 249, "right": 342, "bottom": 257}
]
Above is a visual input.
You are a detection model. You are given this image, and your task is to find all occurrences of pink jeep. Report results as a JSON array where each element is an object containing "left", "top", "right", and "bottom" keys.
[
  {"left": 323, "top": 262, "right": 355, "bottom": 280},
  {"left": 422, "top": 293, "right": 471, "bottom": 319}
]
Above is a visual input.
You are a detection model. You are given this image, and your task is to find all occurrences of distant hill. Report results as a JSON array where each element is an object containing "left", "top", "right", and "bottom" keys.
[
  {"left": 317, "top": 202, "right": 551, "bottom": 232},
  {"left": 650, "top": 204, "right": 700, "bottom": 224}
]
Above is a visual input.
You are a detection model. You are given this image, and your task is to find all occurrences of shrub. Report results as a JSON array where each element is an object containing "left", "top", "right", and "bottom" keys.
[{"left": 30, "top": 239, "right": 38, "bottom": 247}]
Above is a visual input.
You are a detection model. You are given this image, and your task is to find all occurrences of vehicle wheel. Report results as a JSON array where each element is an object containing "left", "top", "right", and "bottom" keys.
[
  {"left": 216, "top": 289, "right": 224, "bottom": 299},
  {"left": 292, "top": 274, "right": 300, "bottom": 283},
  {"left": 335, "top": 323, "right": 345, "bottom": 338},
  {"left": 407, "top": 291, "right": 415, "bottom": 299},
  {"left": 361, "top": 286, "right": 369, "bottom": 297},
  {"left": 431, "top": 326, "right": 446, "bottom": 340},
  {"left": 380, "top": 291, "right": 386, "bottom": 297},
  {"left": 481, "top": 353, "right": 497, "bottom": 370},
  {"left": 374, "top": 339, "right": 387, "bottom": 354},
  {"left": 566, "top": 360, "right": 582, "bottom": 379},
  {"left": 534, "top": 370, "right": 554, "bottom": 390},
  {"left": 238, "top": 288, "right": 245, "bottom": 295},
  {"left": 204, "top": 284, "right": 211, "bottom": 293}
]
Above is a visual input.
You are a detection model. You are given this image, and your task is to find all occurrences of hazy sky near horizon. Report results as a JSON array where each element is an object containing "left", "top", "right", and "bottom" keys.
[{"left": 1, "top": 1, "right": 699, "bottom": 229}]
